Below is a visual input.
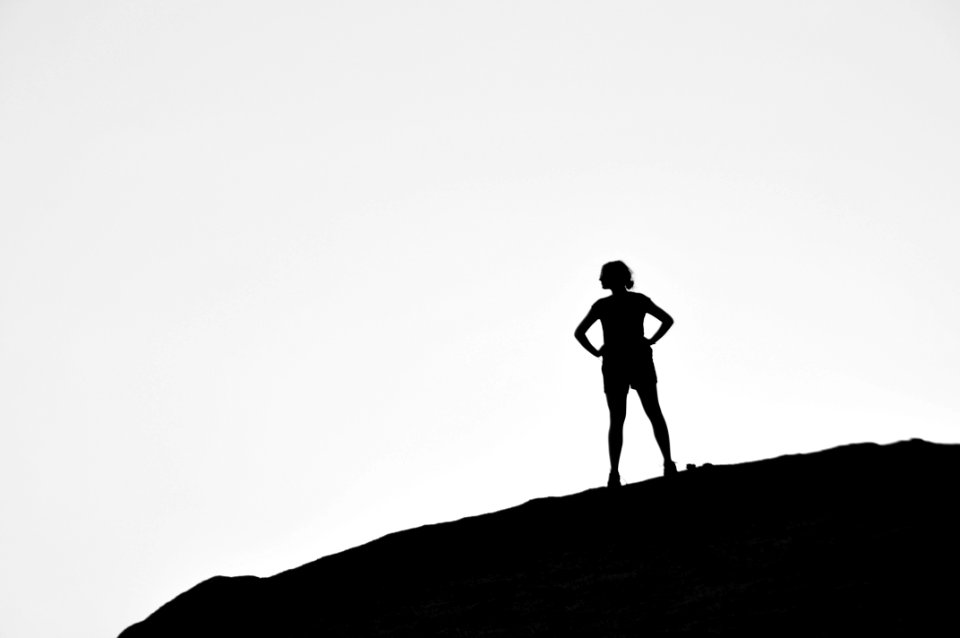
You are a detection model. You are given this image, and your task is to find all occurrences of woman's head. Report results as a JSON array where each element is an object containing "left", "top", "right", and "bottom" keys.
[{"left": 600, "top": 260, "right": 634, "bottom": 290}]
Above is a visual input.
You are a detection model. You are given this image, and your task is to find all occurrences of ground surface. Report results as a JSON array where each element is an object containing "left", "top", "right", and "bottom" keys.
[{"left": 120, "top": 439, "right": 960, "bottom": 636}]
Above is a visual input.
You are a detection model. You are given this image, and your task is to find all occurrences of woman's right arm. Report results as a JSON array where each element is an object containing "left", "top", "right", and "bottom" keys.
[{"left": 574, "top": 307, "right": 602, "bottom": 358}]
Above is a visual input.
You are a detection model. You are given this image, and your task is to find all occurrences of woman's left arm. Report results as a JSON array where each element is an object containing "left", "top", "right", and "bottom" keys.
[{"left": 646, "top": 301, "right": 674, "bottom": 345}]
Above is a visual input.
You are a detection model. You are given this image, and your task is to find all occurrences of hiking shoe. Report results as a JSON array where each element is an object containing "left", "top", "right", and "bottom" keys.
[
  {"left": 607, "top": 471, "right": 621, "bottom": 488},
  {"left": 663, "top": 461, "right": 677, "bottom": 477}
]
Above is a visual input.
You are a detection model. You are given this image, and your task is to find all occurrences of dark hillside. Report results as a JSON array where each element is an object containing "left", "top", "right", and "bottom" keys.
[{"left": 120, "top": 439, "right": 960, "bottom": 636}]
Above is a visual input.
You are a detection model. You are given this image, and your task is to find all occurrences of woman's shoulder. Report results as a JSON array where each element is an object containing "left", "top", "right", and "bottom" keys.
[
  {"left": 592, "top": 292, "right": 651, "bottom": 312},
  {"left": 590, "top": 295, "right": 614, "bottom": 315}
]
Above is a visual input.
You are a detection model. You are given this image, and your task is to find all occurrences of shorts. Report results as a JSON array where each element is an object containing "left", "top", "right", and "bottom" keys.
[{"left": 601, "top": 347, "right": 658, "bottom": 395}]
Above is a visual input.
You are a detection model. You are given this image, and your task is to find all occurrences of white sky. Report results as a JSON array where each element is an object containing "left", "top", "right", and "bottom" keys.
[{"left": 2, "top": 2, "right": 959, "bottom": 637}]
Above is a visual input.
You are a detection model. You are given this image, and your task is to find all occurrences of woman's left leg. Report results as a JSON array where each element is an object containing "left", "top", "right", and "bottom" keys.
[{"left": 636, "top": 383, "right": 674, "bottom": 468}]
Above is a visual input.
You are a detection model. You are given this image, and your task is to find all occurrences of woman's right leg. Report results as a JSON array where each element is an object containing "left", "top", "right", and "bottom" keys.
[{"left": 606, "top": 389, "right": 627, "bottom": 478}]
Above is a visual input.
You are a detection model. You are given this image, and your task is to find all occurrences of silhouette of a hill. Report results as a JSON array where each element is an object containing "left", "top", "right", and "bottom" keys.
[{"left": 120, "top": 440, "right": 959, "bottom": 636}]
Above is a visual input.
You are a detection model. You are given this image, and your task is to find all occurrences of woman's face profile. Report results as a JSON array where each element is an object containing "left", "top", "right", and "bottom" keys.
[{"left": 599, "top": 270, "right": 614, "bottom": 289}]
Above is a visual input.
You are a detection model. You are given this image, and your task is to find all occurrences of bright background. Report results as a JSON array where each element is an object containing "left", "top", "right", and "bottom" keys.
[{"left": 2, "top": 2, "right": 959, "bottom": 637}]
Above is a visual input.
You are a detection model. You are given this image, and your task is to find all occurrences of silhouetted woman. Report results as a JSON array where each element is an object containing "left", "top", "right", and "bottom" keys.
[{"left": 574, "top": 261, "right": 676, "bottom": 487}]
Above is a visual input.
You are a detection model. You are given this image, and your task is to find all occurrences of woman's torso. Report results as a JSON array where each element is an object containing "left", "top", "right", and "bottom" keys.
[{"left": 593, "top": 292, "right": 651, "bottom": 358}]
